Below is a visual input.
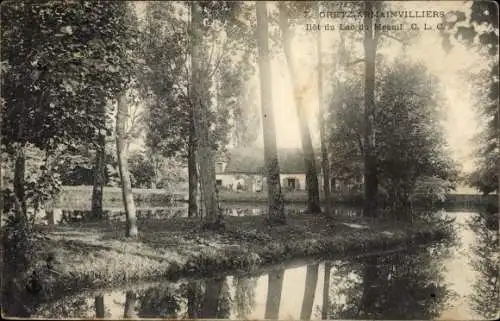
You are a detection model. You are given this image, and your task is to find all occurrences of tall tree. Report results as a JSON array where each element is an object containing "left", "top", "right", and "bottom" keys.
[
  {"left": 278, "top": 2, "right": 321, "bottom": 214},
  {"left": 328, "top": 56, "right": 455, "bottom": 216},
  {"left": 256, "top": 0, "right": 286, "bottom": 224},
  {"left": 116, "top": 92, "right": 138, "bottom": 238},
  {"left": 139, "top": 2, "right": 196, "bottom": 216},
  {"left": 91, "top": 101, "right": 107, "bottom": 220},
  {"left": 200, "top": 278, "right": 225, "bottom": 318},
  {"left": 316, "top": 1, "right": 332, "bottom": 215},
  {"left": 362, "top": 1, "right": 381, "bottom": 217},
  {"left": 191, "top": 1, "right": 219, "bottom": 224},
  {"left": 140, "top": 1, "right": 246, "bottom": 219}
]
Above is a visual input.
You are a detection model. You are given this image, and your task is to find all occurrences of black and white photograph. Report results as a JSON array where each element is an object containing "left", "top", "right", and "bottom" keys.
[{"left": 0, "top": 0, "right": 498, "bottom": 319}]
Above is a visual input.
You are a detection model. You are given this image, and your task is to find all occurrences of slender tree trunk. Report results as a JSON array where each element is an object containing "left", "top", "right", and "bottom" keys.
[
  {"left": 279, "top": 3, "right": 321, "bottom": 214},
  {"left": 13, "top": 146, "right": 26, "bottom": 218},
  {"left": 265, "top": 269, "right": 284, "bottom": 319},
  {"left": 316, "top": 1, "right": 332, "bottom": 216},
  {"left": 321, "top": 262, "right": 331, "bottom": 320},
  {"left": 116, "top": 92, "right": 138, "bottom": 238},
  {"left": 300, "top": 264, "right": 319, "bottom": 320},
  {"left": 256, "top": 0, "right": 286, "bottom": 224},
  {"left": 11, "top": 3, "right": 32, "bottom": 220},
  {"left": 91, "top": 129, "right": 106, "bottom": 219},
  {"left": 95, "top": 295, "right": 105, "bottom": 318},
  {"left": 124, "top": 291, "right": 138, "bottom": 318},
  {"left": 188, "top": 115, "right": 198, "bottom": 218},
  {"left": 363, "top": 1, "right": 379, "bottom": 218},
  {"left": 191, "top": 1, "right": 218, "bottom": 225}
]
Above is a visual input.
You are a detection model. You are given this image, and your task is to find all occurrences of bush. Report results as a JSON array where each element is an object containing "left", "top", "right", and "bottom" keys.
[{"left": 2, "top": 214, "right": 44, "bottom": 274}]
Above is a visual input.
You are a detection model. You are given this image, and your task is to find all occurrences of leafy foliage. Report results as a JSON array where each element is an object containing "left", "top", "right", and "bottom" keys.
[
  {"left": 376, "top": 59, "right": 458, "bottom": 204},
  {"left": 140, "top": 1, "right": 254, "bottom": 159},
  {"left": 327, "top": 242, "right": 456, "bottom": 320},
  {"left": 328, "top": 58, "right": 457, "bottom": 209},
  {"left": 1, "top": 1, "right": 138, "bottom": 152},
  {"left": 1, "top": 1, "right": 140, "bottom": 214},
  {"left": 468, "top": 210, "right": 500, "bottom": 320},
  {"left": 231, "top": 83, "right": 261, "bottom": 147}
]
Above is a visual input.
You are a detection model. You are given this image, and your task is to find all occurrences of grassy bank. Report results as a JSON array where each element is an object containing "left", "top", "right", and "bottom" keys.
[{"left": 15, "top": 212, "right": 453, "bottom": 305}]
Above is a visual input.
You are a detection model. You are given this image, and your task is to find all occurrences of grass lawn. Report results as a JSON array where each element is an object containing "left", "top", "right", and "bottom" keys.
[{"left": 18, "top": 212, "right": 453, "bottom": 303}]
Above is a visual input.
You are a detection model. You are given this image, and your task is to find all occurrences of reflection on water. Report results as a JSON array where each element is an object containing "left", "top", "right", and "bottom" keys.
[
  {"left": 326, "top": 244, "right": 456, "bottom": 320},
  {"left": 14, "top": 211, "right": 500, "bottom": 320},
  {"left": 468, "top": 208, "right": 499, "bottom": 320},
  {"left": 43, "top": 204, "right": 360, "bottom": 225},
  {"left": 44, "top": 206, "right": 190, "bottom": 224},
  {"left": 264, "top": 269, "right": 284, "bottom": 319}
]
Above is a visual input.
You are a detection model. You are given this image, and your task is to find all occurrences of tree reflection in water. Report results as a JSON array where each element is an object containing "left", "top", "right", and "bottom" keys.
[
  {"left": 200, "top": 277, "right": 232, "bottom": 318},
  {"left": 321, "top": 262, "right": 332, "bottom": 320},
  {"left": 265, "top": 269, "right": 285, "bottom": 319},
  {"left": 468, "top": 207, "right": 499, "bottom": 320},
  {"left": 232, "top": 275, "right": 258, "bottom": 319},
  {"left": 35, "top": 294, "right": 93, "bottom": 319},
  {"left": 124, "top": 291, "right": 138, "bottom": 318},
  {"left": 300, "top": 264, "right": 319, "bottom": 320},
  {"left": 326, "top": 242, "right": 456, "bottom": 320},
  {"left": 136, "top": 284, "right": 182, "bottom": 318}
]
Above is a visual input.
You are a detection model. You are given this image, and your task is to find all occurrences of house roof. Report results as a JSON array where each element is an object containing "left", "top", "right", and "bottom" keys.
[{"left": 222, "top": 147, "right": 321, "bottom": 174}]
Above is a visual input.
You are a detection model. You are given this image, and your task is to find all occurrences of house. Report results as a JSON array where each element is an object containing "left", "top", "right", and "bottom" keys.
[{"left": 215, "top": 147, "right": 323, "bottom": 192}]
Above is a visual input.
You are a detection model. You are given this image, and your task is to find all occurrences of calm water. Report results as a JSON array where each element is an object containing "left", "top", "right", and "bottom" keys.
[
  {"left": 40, "top": 203, "right": 360, "bottom": 224},
  {"left": 29, "top": 208, "right": 498, "bottom": 320}
]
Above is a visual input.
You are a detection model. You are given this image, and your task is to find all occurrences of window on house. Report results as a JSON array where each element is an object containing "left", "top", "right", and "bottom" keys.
[
  {"left": 287, "top": 178, "right": 296, "bottom": 190},
  {"left": 216, "top": 179, "right": 222, "bottom": 186}
]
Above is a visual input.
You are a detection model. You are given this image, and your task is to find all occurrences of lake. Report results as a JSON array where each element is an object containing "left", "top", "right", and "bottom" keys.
[
  {"left": 40, "top": 203, "right": 361, "bottom": 224},
  {"left": 31, "top": 207, "right": 498, "bottom": 320}
]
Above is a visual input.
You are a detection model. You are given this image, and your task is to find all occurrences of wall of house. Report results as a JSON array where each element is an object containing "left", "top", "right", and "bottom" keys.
[
  {"left": 216, "top": 174, "right": 263, "bottom": 192},
  {"left": 217, "top": 173, "right": 328, "bottom": 192}
]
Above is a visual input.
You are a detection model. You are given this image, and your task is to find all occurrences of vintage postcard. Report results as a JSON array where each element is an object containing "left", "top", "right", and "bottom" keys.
[{"left": 1, "top": 0, "right": 498, "bottom": 320}]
